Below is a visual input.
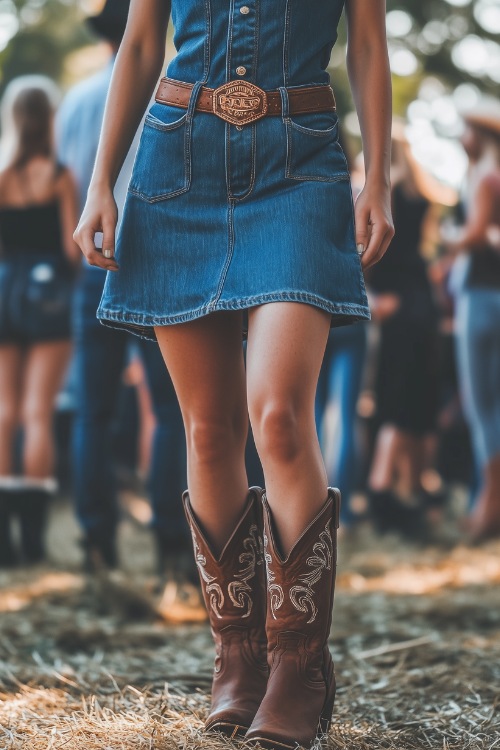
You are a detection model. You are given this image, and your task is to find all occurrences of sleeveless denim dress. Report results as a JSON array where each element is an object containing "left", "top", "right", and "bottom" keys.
[{"left": 97, "top": 0, "right": 370, "bottom": 340}]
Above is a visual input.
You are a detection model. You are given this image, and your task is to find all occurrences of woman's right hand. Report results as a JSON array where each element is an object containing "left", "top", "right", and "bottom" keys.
[{"left": 73, "top": 185, "right": 120, "bottom": 271}]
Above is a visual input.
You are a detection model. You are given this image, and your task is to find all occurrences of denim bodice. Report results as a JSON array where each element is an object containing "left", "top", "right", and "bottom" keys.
[{"left": 166, "top": 0, "right": 346, "bottom": 89}]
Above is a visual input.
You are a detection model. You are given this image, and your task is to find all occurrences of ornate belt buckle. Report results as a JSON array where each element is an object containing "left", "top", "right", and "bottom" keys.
[{"left": 213, "top": 80, "right": 268, "bottom": 126}]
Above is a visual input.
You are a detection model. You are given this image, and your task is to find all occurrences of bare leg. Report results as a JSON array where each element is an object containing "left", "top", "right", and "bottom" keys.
[
  {"left": 123, "top": 356, "right": 156, "bottom": 478},
  {"left": 394, "top": 432, "right": 426, "bottom": 498},
  {"left": 154, "top": 311, "right": 248, "bottom": 554},
  {"left": 0, "top": 346, "right": 24, "bottom": 476},
  {"left": 246, "top": 302, "right": 331, "bottom": 556},
  {"left": 367, "top": 424, "right": 403, "bottom": 492},
  {"left": 468, "top": 453, "right": 500, "bottom": 540},
  {"left": 20, "top": 341, "right": 72, "bottom": 478}
]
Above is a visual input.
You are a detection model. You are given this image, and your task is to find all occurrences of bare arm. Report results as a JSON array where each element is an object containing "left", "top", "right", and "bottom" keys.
[
  {"left": 446, "top": 177, "right": 496, "bottom": 254},
  {"left": 56, "top": 168, "right": 81, "bottom": 265},
  {"left": 74, "top": 0, "right": 171, "bottom": 270},
  {"left": 345, "top": 0, "right": 394, "bottom": 268}
]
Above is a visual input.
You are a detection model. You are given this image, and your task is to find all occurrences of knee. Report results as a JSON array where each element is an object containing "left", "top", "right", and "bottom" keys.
[
  {"left": 20, "top": 402, "right": 51, "bottom": 431},
  {"left": 251, "top": 401, "right": 303, "bottom": 464},
  {"left": 0, "top": 403, "right": 18, "bottom": 434},
  {"left": 187, "top": 413, "right": 247, "bottom": 466}
]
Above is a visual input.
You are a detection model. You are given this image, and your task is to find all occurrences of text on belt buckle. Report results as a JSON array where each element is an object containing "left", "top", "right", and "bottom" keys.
[{"left": 213, "top": 80, "right": 268, "bottom": 126}]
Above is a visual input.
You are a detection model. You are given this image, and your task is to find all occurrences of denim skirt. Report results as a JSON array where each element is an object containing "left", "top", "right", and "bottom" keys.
[{"left": 97, "top": 94, "right": 370, "bottom": 341}]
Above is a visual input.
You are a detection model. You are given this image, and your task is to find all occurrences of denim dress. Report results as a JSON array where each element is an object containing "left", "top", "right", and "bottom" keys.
[{"left": 97, "top": 0, "right": 370, "bottom": 340}]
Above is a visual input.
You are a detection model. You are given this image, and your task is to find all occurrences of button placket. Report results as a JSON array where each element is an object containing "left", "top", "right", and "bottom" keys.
[
  {"left": 226, "top": 0, "right": 258, "bottom": 199},
  {"left": 231, "top": 1, "right": 256, "bottom": 81}
]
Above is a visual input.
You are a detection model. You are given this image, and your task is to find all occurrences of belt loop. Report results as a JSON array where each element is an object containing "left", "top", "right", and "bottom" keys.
[
  {"left": 187, "top": 80, "right": 204, "bottom": 121},
  {"left": 278, "top": 86, "right": 289, "bottom": 121}
]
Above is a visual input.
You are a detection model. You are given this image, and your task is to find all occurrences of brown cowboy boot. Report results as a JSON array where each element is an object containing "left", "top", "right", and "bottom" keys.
[
  {"left": 183, "top": 487, "right": 268, "bottom": 737},
  {"left": 245, "top": 487, "right": 340, "bottom": 749}
]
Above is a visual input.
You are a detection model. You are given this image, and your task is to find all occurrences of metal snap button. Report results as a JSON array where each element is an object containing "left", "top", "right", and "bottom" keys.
[
  {"left": 240, "top": 5, "right": 250, "bottom": 13},
  {"left": 236, "top": 66, "right": 247, "bottom": 76}
]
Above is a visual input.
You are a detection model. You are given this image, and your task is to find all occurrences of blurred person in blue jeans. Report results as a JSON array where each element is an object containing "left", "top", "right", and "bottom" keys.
[
  {"left": 445, "top": 104, "right": 500, "bottom": 542},
  {"left": 57, "top": 0, "right": 188, "bottom": 574}
]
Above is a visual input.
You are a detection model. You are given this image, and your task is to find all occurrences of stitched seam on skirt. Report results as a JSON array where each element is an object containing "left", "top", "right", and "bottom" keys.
[
  {"left": 208, "top": 200, "right": 236, "bottom": 309},
  {"left": 203, "top": 0, "right": 211, "bottom": 80},
  {"left": 252, "top": 0, "right": 261, "bottom": 87},
  {"left": 283, "top": 0, "right": 291, "bottom": 87},
  {"left": 284, "top": 170, "right": 350, "bottom": 184},
  {"left": 128, "top": 184, "right": 190, "bottom": 203},
  {"left": 229, "top": 125, "right": 257, "bottom": 202},
  {"left": 226, "top": 0, "right": 235, "bottom": 81},
  {"left": 97, "top": 293, "right": 371, "bottom": 327}
]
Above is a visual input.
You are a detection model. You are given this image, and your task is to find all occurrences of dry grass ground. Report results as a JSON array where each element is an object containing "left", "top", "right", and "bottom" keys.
[{"left": 1, "top": 497, "right": 499, "bottom": 750}]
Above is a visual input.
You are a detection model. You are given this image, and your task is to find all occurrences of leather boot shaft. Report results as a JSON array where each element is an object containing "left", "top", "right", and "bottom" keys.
[
  {"left": 263, "top": 488, "right": 339, "bottom": 652},
  {"left": 183, "top": 487, "right": 268, "bottom": 735},
  {"left": 246, "top": 488, "right": 340, "bottom": 749}
]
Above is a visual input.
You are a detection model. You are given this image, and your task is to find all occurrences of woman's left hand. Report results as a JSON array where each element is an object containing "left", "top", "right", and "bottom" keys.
[{"left": 354, "top": 183, "right": 395, "bottom": 269}]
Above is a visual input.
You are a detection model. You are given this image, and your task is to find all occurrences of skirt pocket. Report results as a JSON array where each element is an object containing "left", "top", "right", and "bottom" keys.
[
  {"left": 128, "top": 103, "right": 191, "bottom": 203},
  {"left": 285, "top": 111, "right": 350, "bottom": 183}
]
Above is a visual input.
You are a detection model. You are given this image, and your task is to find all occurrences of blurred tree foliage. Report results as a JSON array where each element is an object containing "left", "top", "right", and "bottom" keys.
[
  {"left": 0, "top": 0, "right": 497, "bottom": 110},
  {"left": 332, "top": 0, "right": 498, "bottom": 115},
  {"left": 387, "top": 0, "right": 498, "bottom": 108},
  {"left": 0, "top": 1, "right": 91, "bottom": 94}
]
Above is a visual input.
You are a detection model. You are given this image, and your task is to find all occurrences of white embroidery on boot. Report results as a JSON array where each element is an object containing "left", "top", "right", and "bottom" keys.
[
  {"left": 190, "top": 525, "right": 224, "bottom": 619},
  {"left": 289, "top": 522, "right": 333, "bottom": 624},
  {"left": 228, "top": 523, "right": 263, "bottom": 617},
  {"left": 263, "top": 531, "right": 284, "bottom": 619}
]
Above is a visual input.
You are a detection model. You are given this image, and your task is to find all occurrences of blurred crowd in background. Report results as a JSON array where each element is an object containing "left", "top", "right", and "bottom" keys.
[{"left": 0, "top": 1, "right": 499, "bottom": 584}]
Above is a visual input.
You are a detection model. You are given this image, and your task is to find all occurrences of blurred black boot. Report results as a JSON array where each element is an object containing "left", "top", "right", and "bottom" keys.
[
  {"left": 369, "top": 488, "right": 427, "bottom": 539},
  {"left": 17, "top": 488, "right": 51, "bottom": 564},
  {"left": 155, "top": 531, "right": 199, "bottom": 587},
  {"left": 368, "top": 489, "right": 396, "bottom": 534},
  {"left": 0, "top": 489, "right": 17, "bottom": 567},
  {"left": 82, "top": 528, "right": 118, "bottom": 573}
]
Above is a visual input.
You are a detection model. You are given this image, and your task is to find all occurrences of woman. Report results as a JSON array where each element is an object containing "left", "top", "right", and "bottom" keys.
[
  {"left": 0, "top": 76, "right": 80, "bottom": 566},
  {"left": 446, "top": 106, "right": 500, "bottom": 542},
  {"left": 367, "top": 125, "right": 453, "bottom": 537},
  {"left": 74, "top": 1, "right": 394, "bottom": 747}
]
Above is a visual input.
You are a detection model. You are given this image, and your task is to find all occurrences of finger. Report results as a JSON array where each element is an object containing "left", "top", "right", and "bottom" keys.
[
  {"left": 78, "top": 228, "right": 119, "bottom": 271},
  {"left": 102, "top": 218, "right": 116, "bottom": 261},
  {"left": 87, "top": 248, "right": 119, "bottom": 271},
  {"left": 354, "top": 206, "right": 371, "bottom": 257},
  {"left": 363, "top": 228, "right": 393, "bottom": 269},
  {"left": 361, "top": 225, "right": 387, "bottom": 268}
]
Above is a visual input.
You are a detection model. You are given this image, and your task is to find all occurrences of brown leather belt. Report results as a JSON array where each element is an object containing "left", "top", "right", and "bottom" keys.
[{"left": 155, "top": 77, "right": 336, "bottom": 127}]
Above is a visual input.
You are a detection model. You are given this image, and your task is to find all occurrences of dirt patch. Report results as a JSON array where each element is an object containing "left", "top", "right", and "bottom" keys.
[{"left": 0, "top": 500, "right": 499, "bottom": 749}]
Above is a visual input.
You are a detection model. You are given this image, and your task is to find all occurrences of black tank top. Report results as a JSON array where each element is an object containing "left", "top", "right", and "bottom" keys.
[
  {"left": 369, "top": 182, "right": 431, "bottom": 296},
  {"left": 0, "top": 201, "right": 65, "bottom": 259},
  {"left": 0, "top": 163, "right": 66, "bottom": 260}
]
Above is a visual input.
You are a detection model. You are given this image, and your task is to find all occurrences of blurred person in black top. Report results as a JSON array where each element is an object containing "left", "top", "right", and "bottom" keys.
[
  {"left": 444, "top": 104, "right": 500, "bottom": 542},
  {"left": 367, "top": 123, "right": 455, "bottom": 537},
  {"left": 0, "top": 76, "right": 80, "bottom": 566}
]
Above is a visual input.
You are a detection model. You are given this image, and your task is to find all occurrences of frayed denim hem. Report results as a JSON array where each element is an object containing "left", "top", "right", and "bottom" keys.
[{"left": 97, "top": 292, "right": 371, "bottom": 342}]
